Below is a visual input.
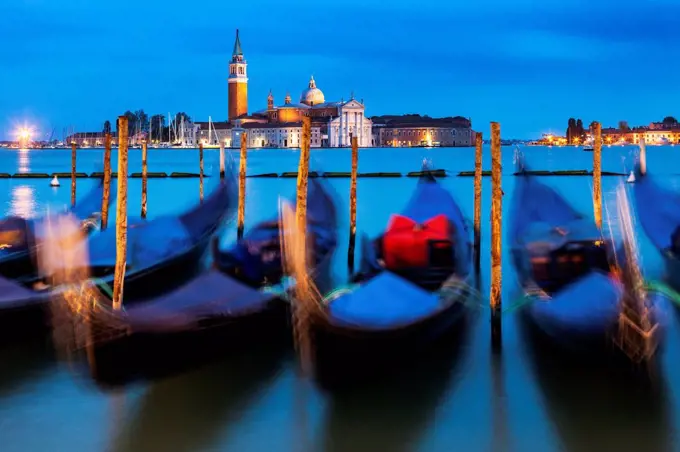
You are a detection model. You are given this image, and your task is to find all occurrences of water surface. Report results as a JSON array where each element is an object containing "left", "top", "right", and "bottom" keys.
[{"left": 0, "top": 145, "right": 678, "bottom": 452}]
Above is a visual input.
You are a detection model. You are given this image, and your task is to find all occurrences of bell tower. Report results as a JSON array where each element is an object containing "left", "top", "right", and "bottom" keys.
[
  {"left": 267, "top": 90, "right": 274, "bottom": 110},
  {"left": 228, "top": 29, "right": 248, "bottom": 121}
]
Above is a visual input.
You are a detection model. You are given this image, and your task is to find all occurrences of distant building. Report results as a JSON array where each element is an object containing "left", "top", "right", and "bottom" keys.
[
  {"left": 232, "top": 121, "right": 323, "bottom": 148},
  {"left": 196, "top": 121, "right": 233, "bottom": 146},
  {"left": 221, "top": 30, "right": 373, "bottom": 148},
  {"left": 372, "top": 115, "right": 474, "bottom": 147},
  {"left": 65, "top": 132, "right": 117, "bottom": 147}
]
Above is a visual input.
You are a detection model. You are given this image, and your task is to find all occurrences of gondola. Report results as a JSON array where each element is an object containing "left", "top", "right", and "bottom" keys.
[
  {"left": 633, "top": 165, "right": 680, "bottom": 294},
  {"left": 0, "top": 178, "right": 115, "bottom": 282},
  {"left": 82, "top": 177, "right": 338, "bottom": 385},
  {"left": 0, "top": 174, "right": 237, "bottom": 345},
  {"left": 310, "top": 169, "right": 473, "bottom": 386},
  {"left": 511, "top": 167, "right": 668, "bottom": 357}
]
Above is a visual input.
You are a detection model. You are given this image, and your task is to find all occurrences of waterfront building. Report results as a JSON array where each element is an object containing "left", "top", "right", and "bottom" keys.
[
  {"left": 224, "top": 30, "right": 373, "bottom": 148},
  {"left": 65, "top": 132, "right": 117, "bottom": 147},
  {"left": 196, "top": 121, "right": 233, "bottom": 147},
  {"left": 372, "top": 115, "right": 474, "bottom": 147}
]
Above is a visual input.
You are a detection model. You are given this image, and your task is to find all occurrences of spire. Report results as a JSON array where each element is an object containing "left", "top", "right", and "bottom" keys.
[
  {"left": 232, "top": 29, "right": 243, "bottom": 56},
  {"left": 308, "top": 75, "right": 316, "bottom": 89},
  {"left": 267, "top": 89, "right": 273, "bottom": 100},
  {"left": 284, "top": 92, "right": 291, "bottom": 104}
]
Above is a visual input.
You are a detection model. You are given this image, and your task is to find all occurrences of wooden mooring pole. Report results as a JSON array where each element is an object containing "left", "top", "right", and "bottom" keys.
[
  {"left": 199, "top": 142, "right": 204, "bottom": 203},
  {"left": 237, "top": 133, "right": 247, "bottom": 240},
  {"left": 219, "top": 140, "right": 226, "bottom": 179},
  {"left": 592, "top": 121, "right": 602, "bottom": 229},
  {"left": 141, "top": 140, "right": 148, "bottom": 219},
  {"left": 112, "top": 116, "right": 129, "bottom": 311},
  {"left": 71, "top": 142, "right": 77, "bottom": 207},
  {"left": 294, "top": 116, "right": 312, "bottom": 375},
  {"left": 348, "top": 135, "right": 359, "bottom": 273},
  {"left": 490, "top": 122, "right": 502, "bottom": 349},
  {"left": 474, "top": 132, "right": 483, "bottom": 275},
  {"left": 101, "top": 133, "right": 112, "bottom": 230}
]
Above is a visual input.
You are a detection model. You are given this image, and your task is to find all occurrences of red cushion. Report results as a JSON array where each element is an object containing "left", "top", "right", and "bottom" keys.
[{"left": 382, "top": 214, "right": 452, "bottom": 269}]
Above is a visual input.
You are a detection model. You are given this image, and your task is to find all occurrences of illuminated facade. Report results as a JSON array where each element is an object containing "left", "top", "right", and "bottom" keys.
[
  {"left": 373, "top": 116, "right": 474, "bottom": 147},
  {"left": 223, "top": 29, "right": 372, "bottom": 148}
]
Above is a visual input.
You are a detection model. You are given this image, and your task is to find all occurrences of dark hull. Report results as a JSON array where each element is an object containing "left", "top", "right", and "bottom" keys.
[
  {"left": 0, "top": 229, "right": 213, "bottom": 347},
  {"left": 662, "top": 251, "right": 680, "bottom": 294},
  {"left": 311, "top": 296, "right": 469, "bottom": 389},
  {"left": 86, "top": 299, "right": 291, "bottom": 387},
  {"left": 96, "top": 231, "right": 213, "bottom": 303},
  {"left": 0, "top": 250, "right": 37, "bottom": 282},
  {"left": 0, "top": 296, "right": 52, "bottom": 345}
]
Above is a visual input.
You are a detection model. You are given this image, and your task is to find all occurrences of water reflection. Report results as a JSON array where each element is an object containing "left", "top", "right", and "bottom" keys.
[
  {"left": 17, "top": 148, "right": 30, "bottom": 173},
  {"left": 108, "top": 349, "right": 288, "bottom": 452},
  {"left": 10, "top": 185, "right": 36, "bottom": 218},
  {"left": 319, "top": 321, "right": 471, "bottom": 452},
  {"left": 519, "top": 313, "right": 673, "bottom": 452}
]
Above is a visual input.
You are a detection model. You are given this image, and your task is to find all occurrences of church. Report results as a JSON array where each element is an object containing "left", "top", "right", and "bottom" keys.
[{"left": 197, "top": 29, "right": 373, "bottom": 148}]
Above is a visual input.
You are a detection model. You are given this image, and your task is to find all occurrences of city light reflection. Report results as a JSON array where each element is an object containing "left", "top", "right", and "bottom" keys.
[
  {"left": 18, "top": 148, "right": 31, "bottom": 173},
  {"left": 10, "top": 185, "right": 37, "bottom": 218}
]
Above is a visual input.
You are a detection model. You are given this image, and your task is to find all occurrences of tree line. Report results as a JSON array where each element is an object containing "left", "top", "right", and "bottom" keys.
[{"left": 102, "top": 111, "right": 192, "bottom": 142}]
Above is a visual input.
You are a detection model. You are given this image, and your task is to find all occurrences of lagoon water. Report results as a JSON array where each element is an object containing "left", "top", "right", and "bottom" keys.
[{"left": 1, "top": 145, "right": 679, "bottom": 452}]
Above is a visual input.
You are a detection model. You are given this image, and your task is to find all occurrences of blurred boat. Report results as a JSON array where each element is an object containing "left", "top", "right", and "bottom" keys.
[
  {"left": 634, "top": 165, "right": 680, "bottom": 294},
  {"left": 310, "top": 168, "right": 473, "bottom": 386},
  {"left": 83, "top": 178, "right": 338, "bottom": 385},
  {"left": 0, "top": 178, "right": 115, "bottom": 283},
  {"left": 511, "top": 166, "right": 667, "bottom": 357},
  {"left": 0, "top": 172, "right": 237, "bottom": 345}
]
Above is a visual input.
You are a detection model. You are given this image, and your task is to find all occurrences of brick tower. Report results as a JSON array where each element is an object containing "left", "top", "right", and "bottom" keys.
[{"left": 228, "top": 29, "right": 248, "bottom": 121}]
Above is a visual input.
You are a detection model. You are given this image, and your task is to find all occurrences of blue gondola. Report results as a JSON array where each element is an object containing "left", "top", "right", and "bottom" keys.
[
  {"left": 511, "top": 166, "right": 668, "bottom": 356},
  {"left": 0, "top": 170, "right": 237, "bottom": 345},
  {"left": 0, "top": 177, "right": 115, "bottom": 283},
  {"left": 310, "top": 169, "right": 473, "bottom": 385},
  {"left": 83, "top": 177, "right": 338, "bottom": 385},
  {"left": 633, "top": 165, "right": 680, "bottom": 294}
]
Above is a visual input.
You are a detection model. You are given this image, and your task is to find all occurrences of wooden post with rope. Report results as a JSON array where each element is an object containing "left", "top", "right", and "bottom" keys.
[
  {"left": 71, "top": 142, "right": 77, "bottom": 207},
  {"left": 141, "top": 140, "right": 148, "bottom": 219},
  {"left": 474, "top": 132, "right": 483, "bottom": 275},
  {"left": 101, "top": 133, "right": 112, "bottom": 230},
  {"left": 490, "top": 122, "right": 502, "bottom": 350},
  {"left": 348, "top": 135, "right": 359, "bottom": 273},
  {"left": 112, "top": 116, "right": 129, "bottom": 311},
  {"left": 592, "top": 121, "right": 602, "bottom": 229},
  {"left": 237, "top": 133, "right": 247, "bottom": 240}
]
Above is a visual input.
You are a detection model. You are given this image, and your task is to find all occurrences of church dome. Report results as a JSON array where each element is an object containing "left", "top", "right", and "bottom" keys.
[{"left": 300, "top": 76, "right": 325, "bottom": 106}]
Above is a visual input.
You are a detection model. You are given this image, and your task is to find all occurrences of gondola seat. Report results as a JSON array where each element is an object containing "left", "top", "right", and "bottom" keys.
[{"left": 381, "top": 214, "right": 455, "bottom": 271}]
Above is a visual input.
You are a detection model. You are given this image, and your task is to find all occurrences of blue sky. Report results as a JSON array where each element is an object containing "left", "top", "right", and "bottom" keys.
[{"left": 1, "top": 0, "right": 680, "bottom": 140}]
